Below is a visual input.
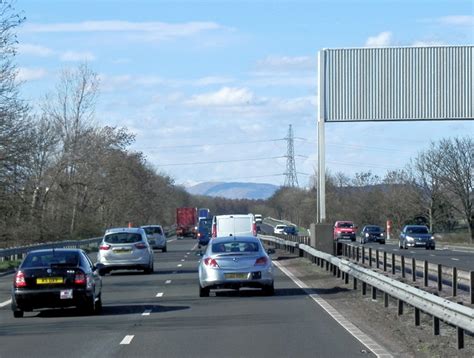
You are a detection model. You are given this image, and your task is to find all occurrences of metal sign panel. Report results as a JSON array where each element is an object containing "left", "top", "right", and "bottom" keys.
[{"left": 322, "top": 46, "right": 474, "bottom": 122}]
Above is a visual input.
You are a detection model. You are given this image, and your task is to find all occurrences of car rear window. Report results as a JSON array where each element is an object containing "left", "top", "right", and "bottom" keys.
[
  {"left": 199, "top": 219, "right": 212, "bottom": 230},
  {"left": 212, "top": 241, "right": 259, "bottom": 253},
  {"left": 105, "top": 233, "right": 142, "bottom": 243},
  {"left": 143, "top": 227, "right": 162, "bottom": 235},
  {"left": 21, "top": 252, "right": 79, "bottom": 268}
]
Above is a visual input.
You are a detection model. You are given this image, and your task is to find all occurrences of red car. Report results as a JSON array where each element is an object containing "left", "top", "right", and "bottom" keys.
[{"left": 333, "top": 221, "right": 357, "bottom": 241}]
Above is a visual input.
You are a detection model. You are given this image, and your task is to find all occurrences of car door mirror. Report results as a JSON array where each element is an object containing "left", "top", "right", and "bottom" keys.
[{"left": 267, "top": 248, "right": 276, "bottom": 255}]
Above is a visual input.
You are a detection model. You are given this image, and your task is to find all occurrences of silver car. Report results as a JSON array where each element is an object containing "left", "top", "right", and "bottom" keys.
[
  {"left": 198, "top": 236, "right": 274, "bottom": 297},
  {"left": 97, "top": 228, "right": 154, "bottom": 274},
  {"left": 141, "top": 225, "right": 167, "bottom": 252}
]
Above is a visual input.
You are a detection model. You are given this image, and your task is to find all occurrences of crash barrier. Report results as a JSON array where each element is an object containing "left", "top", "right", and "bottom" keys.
[
  {"left": 0, "top": 237, "right": 103, "bottom": 262},
  {"left": 275, "top": 233, "right": 474, "bottom": 304},
  {"left": 260, "top": 235, "right": 474, "bottom": 350}
]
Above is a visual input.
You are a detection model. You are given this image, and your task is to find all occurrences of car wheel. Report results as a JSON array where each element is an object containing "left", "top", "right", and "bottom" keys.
[
  {"left": 13, "top": 310, "right": 23, "bottom": 318},
  {"left": 199, "top": 285, "right": 209, "bottom": 297},
  {"left": 403, "top": 241, "right": 408, "bottom": 250},
  {"left": 95, "top": 294, "right": 102, "bottom": 313},
  {"left": 144, "top": 263, "right": 154, "bottom": 274},
  {"left": 98, "top": 268, "right": 108, "bottom": 276},
  {"left": 263, "top": 283, "right": 275, "bottom": 296},
  {"left": 162, "top": 246, "right": 167, "bottom": 253},
  {"left": 380, "top": 241, "right": 385, "bottom": 245},
  {"left": 80, "top": 295, "right": 96, "bottom": 315}
]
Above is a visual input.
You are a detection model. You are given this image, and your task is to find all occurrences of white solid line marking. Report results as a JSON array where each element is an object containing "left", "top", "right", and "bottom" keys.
[
  {"left": 168, "top": 239, "right": 177, "bottom": 242},
  {"left": 120, "top": 335, "right": 134, "bottom": 345},
  {"left": 177, "top": 264, "right": 182, "bottom": 267},
  {"left": 273, "top": 261, "right": 392, "bottom": 358},
  {"left": 156, "top": 292, "right": 164, "bottom": 297},
  {"left": 451, "top": 258, "right": 460, "bottom": 261},
  {"left": 142, "top": 309, "right": 152, "bottom": 316},
  {"left": 0, "top": 299, "right": 12, "bottom": 308},
  {"left": 165, "top": 280, "right": 172, "bottom": 284}
]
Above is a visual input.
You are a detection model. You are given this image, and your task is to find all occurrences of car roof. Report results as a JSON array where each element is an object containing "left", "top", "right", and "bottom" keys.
[
  {"left": 404, "top": 225, "right": 428, "bottom": 228},
  {"left": 25, "top": 248, "right": 84, "bottom": 255},
  {"left": 105, "top": 227, "right": 144, "bottom": 234},
  {"left": 211, "top": 236, "right": 260, "bottom": 243},
  {"left": 141, "top": 225, "right": 162, "bottom": 228}
]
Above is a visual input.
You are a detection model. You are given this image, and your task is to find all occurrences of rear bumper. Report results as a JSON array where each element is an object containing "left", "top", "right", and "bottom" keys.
[
  {"left": 335, "top": 233, "right": 356, "bottom": 240},
  {"left": 13, "top": 288, "right": 91, "bottom": 310},
  {"left": 200, "top": 267, "right": 274, "bottom": 289}
]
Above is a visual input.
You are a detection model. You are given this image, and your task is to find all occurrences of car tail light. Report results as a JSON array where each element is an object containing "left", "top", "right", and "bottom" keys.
[
  {"left": 252, "top": 223, "right": 257, "bottom": 236},
  {"left": 255, "top": 257, "right": 268, "bottom": 266},
  {"left": 99, "top": 244, "right": 111, "bottom": 250},
  {"left": 74, "top": 272, "right": 86, "bottom": 285},
  {"left": 14, "top": 271, "right": 27, "bottom": 288},
  {"left": 135, "top": 242, "right": 147, "bottom": 249},
  {"left": 203, "top": 258, "right": 219, "bottom": 268},
  {"left": 197, "top": 232, "right": 201, "bottom": 238},
  {"left": 211, "top": 224, "right": 217, "bottom": 238}
]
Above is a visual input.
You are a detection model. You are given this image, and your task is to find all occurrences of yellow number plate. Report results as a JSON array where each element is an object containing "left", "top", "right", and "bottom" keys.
[
  {"left": 36, "top": 277, "right": 63, "bottom": 284},
  {"left": 224, "top": 273, "right": 248, "bottom": 280}
]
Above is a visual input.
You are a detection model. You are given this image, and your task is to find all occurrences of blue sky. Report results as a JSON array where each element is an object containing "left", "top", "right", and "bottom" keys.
[{"left": 15, "top": 0, "right": 474, "bottom": 187}]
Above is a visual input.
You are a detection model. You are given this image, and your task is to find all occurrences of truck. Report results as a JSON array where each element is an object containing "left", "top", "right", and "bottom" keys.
[
  {"left": 198, "top": 208, "right": 211, "bottom": 220},
  {"left": 176, "top": 207, "right": 198, "bottom": 238}
]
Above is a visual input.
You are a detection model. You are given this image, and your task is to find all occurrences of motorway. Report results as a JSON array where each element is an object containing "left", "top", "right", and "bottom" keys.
[{"left": 0, "top": 237, "right": 378, "bottom": 358}]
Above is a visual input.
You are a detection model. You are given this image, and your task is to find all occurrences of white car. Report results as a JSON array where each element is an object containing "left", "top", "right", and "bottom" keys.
[
  {"left": 274, "top": 225, "right": 286, "bottom": 234},
  {"left": 141, "top": 225, "right": 167, "bottom": 252}
]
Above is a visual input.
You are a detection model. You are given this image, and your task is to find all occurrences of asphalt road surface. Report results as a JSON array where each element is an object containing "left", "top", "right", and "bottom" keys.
[{"left": 0, "top": 237, "right": 376, "bottom": 358}]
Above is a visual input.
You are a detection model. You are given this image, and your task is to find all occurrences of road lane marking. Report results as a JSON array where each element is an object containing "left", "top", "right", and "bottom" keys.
[
  {"left": 273, "top": 261, "right": 392, "bottom": 358},
  {"left": 451, "top": 258, "right": 460, "bottom": 261},
  {"left": 186, "top": 252, "right": 190, "bottom": 255},
  {"left": 177, "top": 264, "right": 182, "bottom": 267},
  {"left": 181, "top": 259, "right": 185, "bottom": 262},
  {"left": 142, "top": 310, "right": 152, "bottom": 316},
  {"left": 120, "top": 335, "right": 134, "bottom": 345},
  {"left": 168, "top": 239, "right": 177, "bottom": 242},
  {"left": 156, "top": 292, "right": 164, "bottom": 297},
  {"left": 0, "top": 299, "right": 12, "bottom": 308},
  {"left": 410, "top": 251, "right": 415, "bottom": 254},
  {"left": 165, "top": 280, "right": 172, "bottom": 284},
  {"left": 430, "top": 254, "right": 435, "bottom": 257}
]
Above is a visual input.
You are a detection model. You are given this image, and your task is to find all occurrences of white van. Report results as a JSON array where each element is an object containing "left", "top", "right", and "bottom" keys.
[{"left": 211, "top": 214, "right": 256, "bottom": 238}]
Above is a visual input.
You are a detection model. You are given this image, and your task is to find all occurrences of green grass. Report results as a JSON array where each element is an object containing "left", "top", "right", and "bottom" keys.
[{"left": 0, "top": 260, "right": 21, "bottom": 272}]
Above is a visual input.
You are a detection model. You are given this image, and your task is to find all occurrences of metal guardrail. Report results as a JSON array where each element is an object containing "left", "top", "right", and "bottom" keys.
[
  {"left": 259, "top": 234, "right": 474, "bottom": 349},
  {"left": 0, "top": 237, "right": 103, "bottom": 262}
]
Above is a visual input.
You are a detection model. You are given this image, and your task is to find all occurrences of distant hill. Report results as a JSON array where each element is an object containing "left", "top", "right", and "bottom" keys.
[{"left": 186, "top": 182, "right": 279, "bottom": 200}]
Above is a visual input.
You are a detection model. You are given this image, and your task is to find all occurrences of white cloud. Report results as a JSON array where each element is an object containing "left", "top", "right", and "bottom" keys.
[
  {"left": 17, "top": 67, "right": 48, "bottom": 81},
  {"left": 256, "top": 55, "right": 316, "bottom": 71},
  {"left": 60, "top": 51, "right": 96, "bottom": 62},
  {"left": 438, "top": 15, "right": 474, "bottom": 26},
  {"left": 365, "top": 31, "right": 392, "bottom": 47},
  {"left": 17, "top": 43, "right": 54, "bottom": 57},
  {"left": 186, "top": 87, "right": 259, "bottom": 107},
  {"left": 22, "top": 20, "right": 223, "bottom": 42},
  {"left": 194, "top": 76, "right": 235, "bottom": 86}
]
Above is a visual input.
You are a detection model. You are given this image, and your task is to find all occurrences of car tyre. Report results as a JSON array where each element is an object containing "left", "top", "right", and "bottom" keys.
[
  {"left": 162, "top": 246, "right": 167, "bottom": 253},
  {"left": 199, "top": 285, "right": 210, "bottom": 297},
  {"left": 80, "top": 295, "right": 96, "bottom": 315},
  {"left": 13, "top": 310, "right": 23, "bottom": 318},
  {"left": 263, "top": 283, "right": 275, "bottom": 296},
  {"left": 95, "top": 294, "right": 102, "bottom": 313},
  {"left": 380, "top": 240, "right": 385, "bottom": 245},
  {"left": 144, "top": 263, "right": 154, "bottom": 274}
]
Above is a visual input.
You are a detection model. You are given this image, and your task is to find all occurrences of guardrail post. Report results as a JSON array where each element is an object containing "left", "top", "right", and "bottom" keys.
[
  {"left": 452, "top": 267, "right": 457, "bottom": 297},
  {"left": 412, "top": 258, "right": 416, "bottom": 282},
  {"left": 433, "top": 317, "right": 440, "bottom": 335},
  {"left": 344, "top": 272, "right": 349, "bottom": 284},
  {"left": 325, "top": 261, "right": 329, "bottom": 271},
  {"left": 414, "top": 308, "right": 420, "bottom": 326},
  {"left": 384, "top": 292, "right": 389, "bottom": 307},
  {"left": 437, "top": 264, "right": 442, "bottom": 291},
  {"left": 376, "top": 250, "right": 380, "bottom": 269},
  {"left": 333, "top": 264, "right": 337, "bottom": 276},
  {"left": 468, "top": 271, "right": 474, "bottom": 304},
  {"left": 356, "top": 247, "right": 360, "bottom": 262},
  {"left": 391, "top": 253, "right": 395, "bottom": 275},
  {"left": 401, "top": 256, "right": 406, "bottom": 278},
  {"left": 362, "top": 247, "right": 365, "bottom": 264},
  {"left": 353, "top": 277, "right": 357, "bottom": 290},
  {"left": 299, "top": 245, "right": 304, "bottom": 258},
  {"left": 337, "top": 267, "right": 341, "bottom": 278},
  {"left": 457, "top": 327, "right": 464, "bottom": 349},
  {"left": 371, "top": 286, "right": 377, "bottom": 300},
  {"left": 398, "top": 299, "right": 403, "bottom": 315},
  {"left": 424, "top": 261, "right": 429, "bottom": 287},
  {"left": 368, "top": 248, "right": 372, "bottom": 267},
  {"left": 362, "top": 282, "right": 367, "bottom": 296}
]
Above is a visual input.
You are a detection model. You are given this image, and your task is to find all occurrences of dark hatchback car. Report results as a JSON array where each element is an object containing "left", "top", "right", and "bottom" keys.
[
  {"left": 399, "top": 225, "right": 435, "bottom": 250},
  {"left": 11, "top": 248, "right": 103, "bottom": 318},
  {"left": 197, "top": 218, "right": 213, "bottom": 246},
  {"left": 359, "top": 225, "right": 385, "bottom": 244},
  {"left": 283, "top": 225, "right": 298, "bottom": 236}
]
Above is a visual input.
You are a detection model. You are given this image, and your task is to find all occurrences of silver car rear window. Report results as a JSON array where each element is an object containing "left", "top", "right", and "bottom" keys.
[
  {"left": 105, "top": 233, "right": 142, "bottom": 244},
  {"left": 212, "top": 241, "right": 259, "bottom": 253}
]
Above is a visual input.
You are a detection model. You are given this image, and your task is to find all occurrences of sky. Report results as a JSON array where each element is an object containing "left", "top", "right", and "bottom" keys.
[{"left": 15, "top": 0, "right": 474, "bottom": 188}]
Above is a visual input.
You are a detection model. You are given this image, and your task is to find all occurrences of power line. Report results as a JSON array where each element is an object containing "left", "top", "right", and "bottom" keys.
[
  {"left": 137, "top": 138, "right": 286, "bottom": 151},
  {"left": 156, "top": 155, "right": 285, "bottom": 167}
]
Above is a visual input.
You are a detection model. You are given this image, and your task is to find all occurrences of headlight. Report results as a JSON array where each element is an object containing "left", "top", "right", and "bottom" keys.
[
  {"left": 365, "top": 233, "right": 369, "bottom": 237},
  {"left": 430, "top": 236, "right": 435, "bottom": 240},
  {"left": 406, "top": 236, "right": 414, "bottom": 242},
  {"left": 380, "top": 233, "right": 384, "bottom": 236}
]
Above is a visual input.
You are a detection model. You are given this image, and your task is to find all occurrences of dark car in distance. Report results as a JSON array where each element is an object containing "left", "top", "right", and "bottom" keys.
[
  {"left": 197, "top": 218, "right": 213, "bottom": 246},
  {"left": 11, "top": 248, "right": 103, "bottom": 318},
  {"left": 359, "top": 225, "right": 385, "bottom": 244},
  {"left": 283, "top": 225, "right": 298, "bottom": 236},
  {"left": 399, "top": 225, "right": 435, "bottom": 250}
]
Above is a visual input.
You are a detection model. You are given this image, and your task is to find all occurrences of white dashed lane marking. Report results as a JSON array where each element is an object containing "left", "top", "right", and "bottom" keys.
[
  {"left": 0, "top": 299, "right": 12, "bottom": 308},
  {"left": 156, "top": 292, "right": 164, "bottom": 297},
  {"left": 142, "top": 310, "right": 152, "bottom": 316},
  {"left": 181, "top": 259, "right": 185, "bottom": 262},
  {"left": 165, "top": 280, "right": 172, "bottom": 284},
  {"left": 451, "top": 258, "right": 460, "bottom": 261},
  {"left": 177, "top": 264, "right": 182, "bottom": 267},
  {"left": 120, "top": 335, "right": 134, "bottom": 345}
]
